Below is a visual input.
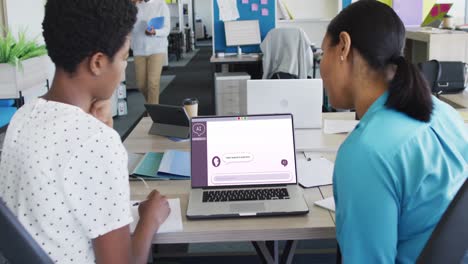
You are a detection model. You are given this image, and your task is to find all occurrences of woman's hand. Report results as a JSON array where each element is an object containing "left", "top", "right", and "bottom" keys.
[{"left": 145, "top": 26, "right": 156, "bottom": 36}]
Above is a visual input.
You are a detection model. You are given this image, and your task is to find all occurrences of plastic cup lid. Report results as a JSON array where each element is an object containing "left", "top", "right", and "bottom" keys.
[{"left": 183, "top": 98, "right": 198, "bottom": 105}]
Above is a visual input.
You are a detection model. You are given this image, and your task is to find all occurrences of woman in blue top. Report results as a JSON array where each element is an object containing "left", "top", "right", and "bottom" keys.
[{"left": 320, "top": 1, "right": 468, "bottom": 263}]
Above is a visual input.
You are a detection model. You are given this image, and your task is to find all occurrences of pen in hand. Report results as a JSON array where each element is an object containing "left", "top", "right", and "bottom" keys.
[{"left": 132, "top": 200, "right": 146, "bottom": 206}]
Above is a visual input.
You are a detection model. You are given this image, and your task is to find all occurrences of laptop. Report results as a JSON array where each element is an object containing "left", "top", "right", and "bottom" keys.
[
  {"left": 186, "top": 114, "right": 309, "bottom": 219},
  {"left": 421, "top": 3, "right": 453, "bottom": 28},
  {"left": 144, "top": 104, "right": 190, "bottom": 139},
  {"left": 246, "top": 79, "right": 323, "bottom": 128}
]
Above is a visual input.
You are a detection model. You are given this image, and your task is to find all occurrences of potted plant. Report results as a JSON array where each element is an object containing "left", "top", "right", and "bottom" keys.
[{"left": 0, "top": 29, "right": 48, "bottom": 99}]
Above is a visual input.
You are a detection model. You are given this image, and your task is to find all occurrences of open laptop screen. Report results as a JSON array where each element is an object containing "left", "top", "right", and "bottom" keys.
[{"left": 191, "top": 114, "right": 297, "bottom": 188}]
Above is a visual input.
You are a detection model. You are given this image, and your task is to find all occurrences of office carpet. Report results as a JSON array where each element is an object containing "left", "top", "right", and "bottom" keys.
[
  {"left": 196, "top": 39, "right": 213, "bottom": 47},
  {"left": 160, "top": 46, "right": 215, "bottom": 115},
  {"left": 168, "top": 49, "right": 200, "bottom": 67}
]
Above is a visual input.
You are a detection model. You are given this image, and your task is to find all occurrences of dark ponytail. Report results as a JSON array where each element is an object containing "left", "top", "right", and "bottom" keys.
[
  {"left": 386, "top": 56, "right": 433, "bottom": 122},
  {"left": 327, "top": 0, "right": 433, "bottom": 122}
]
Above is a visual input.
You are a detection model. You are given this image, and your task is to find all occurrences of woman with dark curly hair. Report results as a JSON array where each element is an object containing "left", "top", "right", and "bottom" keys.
[{"left": 0, "top": 0, "right": 169, "bottom": 263}]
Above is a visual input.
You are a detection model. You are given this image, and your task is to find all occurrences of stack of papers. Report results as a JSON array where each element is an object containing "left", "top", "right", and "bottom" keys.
[
  {"left": 130, "top": 150, "right": 190, "bottom": 180},
  {"left": 130, "top": 198, "right": 183, "bottom": 233},
  {"left": 323, "top": 119, "right": 359, "bottom": 134},
  {"left": 314, "top": 197, "right": 335, "bottom": 212}
]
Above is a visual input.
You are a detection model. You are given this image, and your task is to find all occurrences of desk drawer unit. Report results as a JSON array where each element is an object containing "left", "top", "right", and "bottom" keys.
[{"left": 214, "top": 72, "right": 250, "bottom": 116}]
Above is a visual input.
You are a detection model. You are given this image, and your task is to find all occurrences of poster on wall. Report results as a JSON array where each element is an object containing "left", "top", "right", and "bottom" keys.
[{"left": 217, "top": 0, "right": 240, "bottom": 21}]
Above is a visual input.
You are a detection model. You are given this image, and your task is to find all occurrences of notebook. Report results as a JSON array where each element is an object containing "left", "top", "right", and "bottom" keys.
[
  {"left": 158, "top": 150, "right": 190, "bottom": 177},
  {"left": 147, "top": 16, "right": 165, "bottom": 31},
  {"left": 130, "top": 198, "right": 183, "bottom": 233},
  {"left": 130, "top": 150, "right": 190, "bottom": 179}
]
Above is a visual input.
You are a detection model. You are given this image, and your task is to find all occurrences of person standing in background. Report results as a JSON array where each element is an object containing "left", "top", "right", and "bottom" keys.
[{"left": 132, "top": 0, "right": 170, "bottom": 104}]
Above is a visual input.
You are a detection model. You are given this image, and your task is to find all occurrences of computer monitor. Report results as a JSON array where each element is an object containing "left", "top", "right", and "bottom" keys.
[
  {"left": 224, "top": 20, "right": 261, "bottom": 52},
  {"left": 247, "top": 79, "right": 323, "bottom": 129}
]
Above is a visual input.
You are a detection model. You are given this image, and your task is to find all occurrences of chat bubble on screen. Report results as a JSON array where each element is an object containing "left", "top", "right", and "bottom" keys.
[{"left": 222, "top": 153, "right": 254, "bottom": 164}]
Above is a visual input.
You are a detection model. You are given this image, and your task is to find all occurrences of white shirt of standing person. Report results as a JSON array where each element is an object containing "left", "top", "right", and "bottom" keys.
[
  {"left": 131, "top": 0, "right": 171, "bottom": 56},
  {"left": 0, "top": 98, "right": 132, "bottom": 264}
]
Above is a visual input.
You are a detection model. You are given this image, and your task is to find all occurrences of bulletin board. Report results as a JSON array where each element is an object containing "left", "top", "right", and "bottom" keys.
[{"left": 213, "top": 0, "right": 276, "bottom": 54}]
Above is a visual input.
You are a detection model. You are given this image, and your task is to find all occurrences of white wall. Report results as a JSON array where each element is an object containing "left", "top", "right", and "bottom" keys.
[
  {"left": 6, "top": 0, "right": 45, "bottom": 42},
  {"left": 194, "top": 0, "right": 212, "bottom": 38},
  {"left": 280, "top": 0, "right": 339, "bottom": 20},
  {"left": 5, "top": 0, "right": 52, "bottom": 100}
]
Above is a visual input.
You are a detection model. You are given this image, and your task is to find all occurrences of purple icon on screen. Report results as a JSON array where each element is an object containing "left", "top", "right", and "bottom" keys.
[
  {"left": 212, "top": 156, "right": 221, "bottom": 167},
  {"left": 192, "top": 123, "right": 206, "bottom": 137},
  {"left": 281, "top": 159, "right": 288, "bottom": 167}
]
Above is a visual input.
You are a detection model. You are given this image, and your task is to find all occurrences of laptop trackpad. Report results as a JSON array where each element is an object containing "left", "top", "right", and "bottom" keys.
[{"left": 230, "top": 203, "right": 265, "bottom": 213}]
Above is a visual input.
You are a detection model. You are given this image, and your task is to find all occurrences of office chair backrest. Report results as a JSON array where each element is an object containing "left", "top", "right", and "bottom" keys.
[
  {"left": 260, "top": 28, "right": 314, "bottom": 79},
  {"left": 0, "top": 198, "right": 54, "bottom": 264},
  {"left": 417, "top": 179, "right": 468, "bottom": 264}
]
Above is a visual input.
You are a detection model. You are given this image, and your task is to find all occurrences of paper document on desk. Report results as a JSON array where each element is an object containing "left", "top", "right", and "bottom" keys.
[
  {"left": 294, "top": 129, "right": 339, "bottom": 152},
  {"left": 297, "top": 157, "right": 334, "bottom": 188},
  {"left": 217, "top": 0, "right": 240, "bottom": 21},
  {"left": 324, "top": 119, "right": 359, "bottom": 134},
  {"left": 458, "top": 110, "right": 468, "bottom": 122},
  {"left": 314, "top": 197, "right": 335, "bottom": 212},
  {"left": 130, "top": 198, "right": 183, "bottom": 234}
]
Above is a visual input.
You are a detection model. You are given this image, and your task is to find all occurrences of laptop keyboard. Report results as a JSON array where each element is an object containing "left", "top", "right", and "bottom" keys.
[{"left": 202, "top": 188, "right": 290, "bottom": 203}]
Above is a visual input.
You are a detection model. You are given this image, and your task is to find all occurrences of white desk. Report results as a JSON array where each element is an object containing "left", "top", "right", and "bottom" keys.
[
  {"left": 295, "top": 112, "right": 355, "bottom": 152},
  {"left": 405, "top": 27, "right": 468, "bottom": 64},
  {"left": 123, "top": 113, "right": 352, "bottom": 263}
]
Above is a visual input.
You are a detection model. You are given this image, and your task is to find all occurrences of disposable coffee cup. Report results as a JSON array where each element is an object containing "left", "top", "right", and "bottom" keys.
[
  {"left": 183, "top": 98, "right": 199, "bottom": 118},
  {"left": 442, "top": 16, "right": 454, "bottom": 29}
]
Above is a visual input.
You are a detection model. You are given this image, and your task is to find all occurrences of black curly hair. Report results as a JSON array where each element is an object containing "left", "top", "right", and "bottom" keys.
[{"left": 43, "top": 0, "right": 137, "bottom": 74}]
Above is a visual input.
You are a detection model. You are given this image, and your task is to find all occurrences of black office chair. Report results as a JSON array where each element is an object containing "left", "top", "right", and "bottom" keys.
[
  {"left": 336, "top": 179, "right": 468, "bottom": 264},
  {"left": 0, "top": 198, "right": 53, "bottom": 264},
  {"left": 417, "top": 179, "right": 468, "bottom": 264}
]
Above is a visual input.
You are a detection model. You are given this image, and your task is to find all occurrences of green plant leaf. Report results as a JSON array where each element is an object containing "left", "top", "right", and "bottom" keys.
[{"left": 0, "top": 27, "right": 48, "bottom": 67}]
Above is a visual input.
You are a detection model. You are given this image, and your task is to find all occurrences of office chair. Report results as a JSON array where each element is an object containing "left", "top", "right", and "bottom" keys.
[
  {"left": 336, "top": 179, "right": 468, "bottom": 264},
  {"left": 417, "top": 179, "right": 468, "bottom": 263},
  {"left": 0, "top": 198, "right": 54, "bottom": 264},
  {"left": 260, "top": 28, "right": 314, "bottom": 79}
]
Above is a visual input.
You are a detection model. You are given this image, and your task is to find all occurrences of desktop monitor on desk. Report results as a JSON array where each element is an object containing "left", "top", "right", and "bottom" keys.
[
  {"left": 224, "top": 20, "right": 261, "bottom": 55},
  {"left": 247, "top": 79, "right": 323, "bottom": 129}
]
